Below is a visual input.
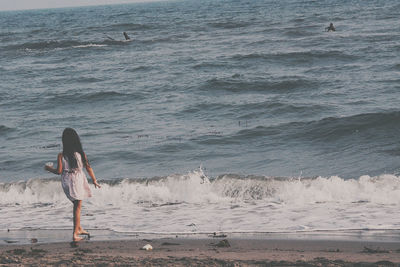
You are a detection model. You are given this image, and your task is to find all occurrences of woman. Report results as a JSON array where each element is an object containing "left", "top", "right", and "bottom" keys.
[{"left": 45, "top": 128, "right": 101, "bottom": 241}]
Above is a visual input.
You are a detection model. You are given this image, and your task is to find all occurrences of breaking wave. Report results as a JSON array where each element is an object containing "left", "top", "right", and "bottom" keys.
[{"left": 2, "top": 169, "right": 400, "bottom": 206}]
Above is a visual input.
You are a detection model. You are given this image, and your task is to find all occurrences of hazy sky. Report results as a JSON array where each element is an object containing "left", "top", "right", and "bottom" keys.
[{"left": 0, "top": 0, "right": 164, "bottom": 11}]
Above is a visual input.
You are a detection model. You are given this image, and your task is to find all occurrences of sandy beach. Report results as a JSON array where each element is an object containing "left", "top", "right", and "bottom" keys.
[
  {"left": 1, "top": 1, "right": 400, "bottom": 267},
  {"left": 1, "top": 236, "right": 400, "bottom": 266}
]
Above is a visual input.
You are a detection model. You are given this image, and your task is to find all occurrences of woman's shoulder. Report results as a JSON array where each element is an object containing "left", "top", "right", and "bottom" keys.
[{"left": 74, "top": 152, "right": 86, "bottom": 163}]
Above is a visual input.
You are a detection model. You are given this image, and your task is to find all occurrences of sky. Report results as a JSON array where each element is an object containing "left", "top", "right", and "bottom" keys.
[{"left": 0, "top": 0, "right": 164, "bottom": 11}]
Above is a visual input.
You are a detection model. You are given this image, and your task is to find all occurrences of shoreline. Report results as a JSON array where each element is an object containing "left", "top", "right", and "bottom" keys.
[
  {"left": 3, "top": 228, "right": 400, "bottom": 245},
  {"left": 1, "top": 233, "right": 400, "bottom": 266}
]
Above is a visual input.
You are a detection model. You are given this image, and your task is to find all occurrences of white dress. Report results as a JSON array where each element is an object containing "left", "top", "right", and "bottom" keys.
[{"left": 61, "top": 152, "right": 92, "bottom": 202}]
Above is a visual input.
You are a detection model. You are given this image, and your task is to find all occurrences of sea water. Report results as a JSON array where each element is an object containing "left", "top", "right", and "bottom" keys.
[{"left": 1, "top": 0, "right": 400, "bottom": 239}]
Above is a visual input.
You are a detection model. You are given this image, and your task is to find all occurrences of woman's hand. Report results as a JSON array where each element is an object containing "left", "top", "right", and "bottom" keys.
[
  {"left": 44, "top": 154, "right": 63, "bottom": 175},
  {"left": 93, "top": 180, "right": 101, "bottom": 189}
]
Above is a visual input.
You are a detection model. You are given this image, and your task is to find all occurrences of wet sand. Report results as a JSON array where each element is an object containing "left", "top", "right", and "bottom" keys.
[{"left": 1, "top": 237, "right": 400, "bottom": 266}]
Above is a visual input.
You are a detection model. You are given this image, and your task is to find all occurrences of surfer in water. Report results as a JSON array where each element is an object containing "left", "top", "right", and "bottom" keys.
[
  {"left": 123, "top": 32, "right": 131, "bottom": 40},
  {"left": 325, "top": 23, "right": 336, "bottom": 32}
]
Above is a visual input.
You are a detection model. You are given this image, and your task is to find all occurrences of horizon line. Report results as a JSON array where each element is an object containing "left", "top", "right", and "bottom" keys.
[{"left": 0, "top": 0, "right": 173, "bottom": 12}]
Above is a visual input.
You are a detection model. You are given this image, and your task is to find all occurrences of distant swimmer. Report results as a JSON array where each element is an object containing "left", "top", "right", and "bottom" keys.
[
  {"left": 123, "top": 32, "right": 131, "bottom": 40},
  {"left": 325, "top": 23, "right": 336, "bottom": 32}
]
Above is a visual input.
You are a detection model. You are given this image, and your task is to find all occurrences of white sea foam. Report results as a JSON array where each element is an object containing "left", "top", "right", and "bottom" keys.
[
  {"left": 72, "top": 44, "right": 107, "bottom": 48},
  {"left": 1, "top": 170, "right": 400, "bottom": 233}
]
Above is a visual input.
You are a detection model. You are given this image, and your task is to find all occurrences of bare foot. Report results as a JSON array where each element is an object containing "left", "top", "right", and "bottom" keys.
[
  {"left": 78, "top": 230, "right": 90, "bottom": 236},
  {"left": 73, "top": 235, "right": 83, "bottom": 242},
  {"left": 77, "top": 228, "right": 90, "bottom": 238}
]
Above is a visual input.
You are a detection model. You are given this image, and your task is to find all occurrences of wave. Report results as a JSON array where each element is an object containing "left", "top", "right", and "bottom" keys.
[
  {"left": 181, "top": 101, "right": 329, "bottom": 120},
  {"left": 348, "top": 33, "right": 396, "bottom": 43},
  {"left": 0, "top": 32, "right": 14, "bottom": 38},
  {"left": 42, "top": 76, "right": 106, "bottom": 85},
  {"left": 296, "top": 111, "right": 400, "bottom": 142},
  {"left": 192, "top": 61, "right": 228, "bottom": 70},
  {"left": 103, "top": 22, "right": 154, "bottom": 31},
  {"left": 283, "top": 28, "right": 319, "bottom": 38},
  {"left": 41, "top": 90, "right": 146, "bottom": 105},
  {"left": 141, "top": 33, "right": 191, "bottom": 44},
  {"left": 201, "top": 76, "right": 319, "bottom": 93},
  {"left": 71, "top": 44, "right": 107, "bottom": 48},
  {"left": 0, "top": 125, "right": 14, "bottom": 136},
  {"left": 2, "top": 169, "right": 400, "bottom": 206},
  {"left": 208, "top": 21, "right": 252, "bottom": 29},
  {"left": 230, "top": 50, "right": 359, "bottom": 64},
  {"left": 85, "top": 91, "right": 134, "bottom": 100},
  {"left": 124, "top": 65, "right": 153, "bottom": 73},
  {"left": 6, "top": 40, "right": 84, "bottom": 50},
  {"left": 4, "top": 39, "right": 130, "bottom": 52},
  {"left": 229, "top": 110, "right": 400, "bottom": 144}
]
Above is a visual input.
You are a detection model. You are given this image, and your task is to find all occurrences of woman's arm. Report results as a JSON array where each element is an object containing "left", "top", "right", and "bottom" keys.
[
  {"left": 44, "top": 153, "right": 63, "bottom": 175},
  {"left": 84, "top": 154, "right": 101, "bottom": 188}
]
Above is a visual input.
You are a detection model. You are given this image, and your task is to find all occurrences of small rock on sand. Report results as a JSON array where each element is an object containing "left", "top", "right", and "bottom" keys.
[{"left": 215, "top": 239, "right": 230, "bottom": 248}]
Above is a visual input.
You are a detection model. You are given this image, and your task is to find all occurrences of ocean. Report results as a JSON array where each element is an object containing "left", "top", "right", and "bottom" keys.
[{"left": 1, "top": 0, "right": 400, "bottom": 239}]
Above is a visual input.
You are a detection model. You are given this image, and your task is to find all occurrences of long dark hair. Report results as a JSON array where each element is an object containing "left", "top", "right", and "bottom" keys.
[{"left": 62, "top": 128, "right": 88, "bottom": 169}]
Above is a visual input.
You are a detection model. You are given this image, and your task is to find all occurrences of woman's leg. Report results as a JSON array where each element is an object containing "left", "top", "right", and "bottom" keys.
[{"left": 73, "top": 200, "right": 83, "bottom": 241}]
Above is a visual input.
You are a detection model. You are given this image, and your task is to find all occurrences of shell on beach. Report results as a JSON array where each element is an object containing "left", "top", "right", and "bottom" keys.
[{"left": 141, "top": 244, "right": 153, "bottom": 251}]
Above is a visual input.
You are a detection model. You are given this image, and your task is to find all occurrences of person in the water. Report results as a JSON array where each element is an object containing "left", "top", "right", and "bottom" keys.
[
  {"left": 123, "top": 32, "right": 131, "bottom": 40},
  {"left": 325, "top": 23, "right": 336, "bottom": 32}
]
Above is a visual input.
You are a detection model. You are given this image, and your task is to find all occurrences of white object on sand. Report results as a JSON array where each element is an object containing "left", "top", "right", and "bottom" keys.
[{"left": 142, "top": 244, "right": 153, "bottom": 251}]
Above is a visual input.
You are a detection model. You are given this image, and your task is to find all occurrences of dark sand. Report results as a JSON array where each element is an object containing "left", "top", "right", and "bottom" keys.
[{"left": 1, "top": 237, "right": 400, "bottom": 266}]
